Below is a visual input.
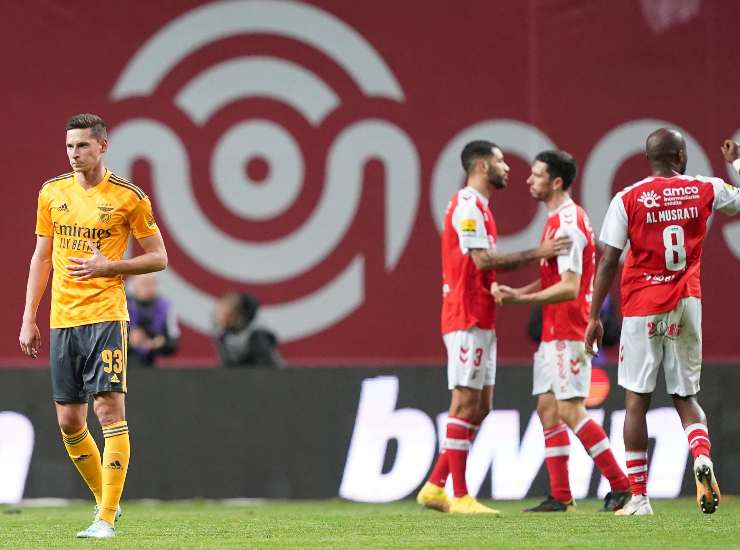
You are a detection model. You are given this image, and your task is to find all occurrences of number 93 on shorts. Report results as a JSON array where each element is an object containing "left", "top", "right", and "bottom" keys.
[
  {"left": 50, "top": 320, "right": 128, "bottom": 403},
  {"left": 443, "top": 327, "right": 496, "bottom": 390}
]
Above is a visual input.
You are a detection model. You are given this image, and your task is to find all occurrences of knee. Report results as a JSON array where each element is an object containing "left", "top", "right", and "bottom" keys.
[
  {"left": 558, "top": 408, "right": 579, "bottom": 428},
  {"left": 94, "top": 407, "right": 124, "bottom": 426},
  {"left": 536, "top": 400, "right": 552, "bottom": 420},
  {"left": 557, "top": 400, "right": 586, "bottom": 429},
  {"left": 625, "top": 399, "right": 648, "bottom": 417},
  {"left": 93, "top": 397, "right": 125, "bottom": 426},
  {"left": 536, "top": 397, "right": 559, "bottom": 427},
  {"left": 58, "top": 417, "right": 85, "bottom": 435}
]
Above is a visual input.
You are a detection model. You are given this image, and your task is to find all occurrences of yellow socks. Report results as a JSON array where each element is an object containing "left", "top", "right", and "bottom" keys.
[
  {"left": 62, "top": 425, "right": 102, "bottom": 505},
  {"left": 100, "top": 421, "right": 130, "bottom": 525},
  {"left": 62, "top": 421, "right": 130, "bottom": 525}
]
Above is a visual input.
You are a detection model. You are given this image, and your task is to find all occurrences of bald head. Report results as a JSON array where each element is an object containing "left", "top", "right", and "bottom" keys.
[
  {"left": 646, "top": 128, "right": 687, "bottom": 174},
  {"left": 130, "top": 272, "right": 158, "bottom": 301}
]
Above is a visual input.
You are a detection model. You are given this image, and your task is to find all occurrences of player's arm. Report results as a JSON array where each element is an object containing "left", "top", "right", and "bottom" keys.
[
  {"left": 67, "top": 233, "right": 168, "bottom": 280},
  {"left": 496, "top": 271, "right": 580, "bottom": 305},
  {"left": 491, "top": 279, "right": 540, "bottom": 304},
  {"left": 586, "top": 191, "right": 629, "bottom": 354},
  {"left": 708, "top": 139, "right": 740, "bottom": 216},
  {"left": 111, "top": 233, "right": 168, "bottom": 275},
  {"left": 469, "top": 235, "right": 571, "bottom": 272},
  {"left": 585, "top": 245, "right": 622, "bottom": 354},
  {"left": 19, "top": 236, "right": 53, "bottom": 358}
]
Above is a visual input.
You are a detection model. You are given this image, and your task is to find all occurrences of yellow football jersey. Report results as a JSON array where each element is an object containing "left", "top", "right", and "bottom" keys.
[{"left": 35, "top": 170, "right": 160, "bottom": 328}]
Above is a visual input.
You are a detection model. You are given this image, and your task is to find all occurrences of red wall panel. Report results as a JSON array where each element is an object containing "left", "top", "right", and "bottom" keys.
[{"left": 3, "top": 1, "right": 739, "bottom": 365}]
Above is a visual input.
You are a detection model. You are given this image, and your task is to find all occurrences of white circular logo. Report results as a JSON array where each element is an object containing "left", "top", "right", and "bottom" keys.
[{"left": 108, "top": 0, "right": 420, "bottom": 342}]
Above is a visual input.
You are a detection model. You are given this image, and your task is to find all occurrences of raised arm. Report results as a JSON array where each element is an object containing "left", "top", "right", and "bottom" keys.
[
  {"left": 721, "top": 139, "right": 740, "bottom": 177},
  {"left": 19, "top": 236, "right": 53, "bottom": 357}
]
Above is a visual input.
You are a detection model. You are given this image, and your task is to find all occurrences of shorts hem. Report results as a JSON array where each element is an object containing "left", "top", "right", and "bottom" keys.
[
  {"left": 618, "top": 382, "right": 656, "bottom": 395},
  {"left": 88, "top": 387, "right": 127, "bottom": 395},
  {"left": 554, "top": 392, "right": 588, "bottom": 401},
  {"left": 53, "top": 396, "right": 87, "bottom": 404},
  {"left": 665, "top": 387, "right": 700, "bottom": 397},
  {"left": 448, "top": 381, "right": 491, "bottom": 391}
]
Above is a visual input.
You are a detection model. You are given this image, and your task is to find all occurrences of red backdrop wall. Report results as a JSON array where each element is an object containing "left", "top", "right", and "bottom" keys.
[{"left": 3, "top": 0, "right": 739, "bottom": 365}]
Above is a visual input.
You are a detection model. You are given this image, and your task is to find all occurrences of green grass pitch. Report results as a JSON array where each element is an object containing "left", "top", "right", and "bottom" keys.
[{"left": 1, "top": 498, "right": 738, "bottom": 549}]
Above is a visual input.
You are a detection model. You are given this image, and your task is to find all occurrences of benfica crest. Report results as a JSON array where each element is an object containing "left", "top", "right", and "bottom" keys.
[{"left": 98, "top": 203, "right": 114, "bottom": 224}]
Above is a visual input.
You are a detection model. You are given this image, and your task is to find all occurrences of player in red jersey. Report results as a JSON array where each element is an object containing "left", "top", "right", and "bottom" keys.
[
  {"left": 416, "top": 140, "right": 571, "bottom": 514},
  {"left": 492, "top": 150, "right": 630, "bottom": 513},
  {"left": 586, "top": 129, "right": 740, "bottom": 515}
]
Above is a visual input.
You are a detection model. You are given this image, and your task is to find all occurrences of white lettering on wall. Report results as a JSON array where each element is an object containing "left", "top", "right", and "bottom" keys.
[{"left": 0, "top": 412, "right": 34, "bottom": 504}]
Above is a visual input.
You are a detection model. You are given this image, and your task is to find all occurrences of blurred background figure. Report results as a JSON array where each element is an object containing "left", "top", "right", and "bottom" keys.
[
  {"left": 213, "top": 292, "right": 284, "bottom": 368},
  {"left": 127, "top": 273, "right": 180, "bottom": 367}
]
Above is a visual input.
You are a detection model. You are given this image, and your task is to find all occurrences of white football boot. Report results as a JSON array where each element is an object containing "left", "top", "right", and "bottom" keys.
[
  {"left": 76, "top": 519, "right": 115, "bottom": 538},
  {"left": 694, "top": 454, "right": 720, "bottom": 514},
  {"left": 614, "top": 494, "right": 653, "bottom": 516}
]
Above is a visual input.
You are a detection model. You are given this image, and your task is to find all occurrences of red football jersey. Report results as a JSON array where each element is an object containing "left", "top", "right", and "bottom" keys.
[
  {"left": 600, "top": 175, "right": 740, "bottom": 316},
  {"left": 539, "top": 199, "right": 596, "bottom": 341},
  {"left": 441, "top": 187, "right": 497, "bottom": 334}
]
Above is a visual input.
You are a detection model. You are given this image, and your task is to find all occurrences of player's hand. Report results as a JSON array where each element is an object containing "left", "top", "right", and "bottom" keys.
[
  {"left": 67, "top": 242, "right": 113, "bottom": 280},
  {"left": 538, "top": 236, "right": 572, "bottom": 259},
  {"left": 584, "top": 318, "right": 603, "bottom": 356},
  {"left": 491, "top": 282, "right": 504, "bottom": 304},
  {"left": 129, "top": 327, "right": 150, "bottom": 349},
  {"left": 721, "top": 139, "right": 740, "bottom": 164},
  {"left": 491, "top": 282, "right": 518, "bottom": 304},
  {"left": 19, "top": 321, "right": 41, "bottom": 358},
  {"left": 151, "top": 335, "right": 166, "bottom": 349}
]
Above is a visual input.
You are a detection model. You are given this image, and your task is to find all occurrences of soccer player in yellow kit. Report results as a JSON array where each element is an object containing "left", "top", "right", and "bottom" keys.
[{"left": 18, "top": 114, "right": 167, "bottom": 538}]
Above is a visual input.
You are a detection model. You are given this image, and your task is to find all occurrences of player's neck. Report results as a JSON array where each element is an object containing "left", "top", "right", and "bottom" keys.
[
  {"left": 545, "top": 191, "right": 569, "bottom": 212},
  {"left": 650, "top": 162, "right": 682, "bottom": 178},
  {"left": 466, "top": 176, "right": 491, "bottom": 200},
  {"left": 75, "top": 163, "right": 107, "bottom": 190}
]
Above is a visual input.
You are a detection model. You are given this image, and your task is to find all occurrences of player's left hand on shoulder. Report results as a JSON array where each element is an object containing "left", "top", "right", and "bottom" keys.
[{"left": 67, "top": 242, "right": 112, "bottom": 280}]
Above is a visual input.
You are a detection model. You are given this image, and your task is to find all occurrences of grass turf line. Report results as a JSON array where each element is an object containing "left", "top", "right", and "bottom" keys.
[{"left": 0, "top": 498, "right": 738, "bottom": 549}]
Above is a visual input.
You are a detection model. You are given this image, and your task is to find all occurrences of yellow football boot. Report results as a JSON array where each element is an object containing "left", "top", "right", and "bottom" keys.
[
  {"left": 416, "top": 482, "right": 450, "bottom": 512},
  {"left": 449, "top": 494, "right": 501, "bottom": 515}
]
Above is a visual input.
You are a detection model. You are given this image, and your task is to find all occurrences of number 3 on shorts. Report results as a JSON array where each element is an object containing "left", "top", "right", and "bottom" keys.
[{"left": 101, "top": 349, "right": 124, "bottom": 373}]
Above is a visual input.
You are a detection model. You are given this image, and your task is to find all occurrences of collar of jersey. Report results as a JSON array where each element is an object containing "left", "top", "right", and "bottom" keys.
[
  {"left": 463, "top": 185, "right": 488, "bottom": 204},
  {"left": 74, "top": 169, "right": 111, "bottom": 194},
  {"left": 548, "top": 196, "right": 574, "bottom": 217}
]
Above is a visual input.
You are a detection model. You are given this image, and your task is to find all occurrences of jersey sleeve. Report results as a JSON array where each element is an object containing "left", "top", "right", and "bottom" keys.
[
  {"left": 35, "top": 187, "right": 53, "bottom": 237},
  {"left": 599, "top": 194, "right": 628, "bottom": 250},
  {"left": 128, "top": 197, "right": 160, "bottom": 239},
  {"left": 707, "top": 177, "right": 740, "bottom": 215},
  {"left": 451, "top": 198, "right": 489, "bottom": 253},
  {"left": 556, "top": 224, "right": 587, "bottom": 274}
]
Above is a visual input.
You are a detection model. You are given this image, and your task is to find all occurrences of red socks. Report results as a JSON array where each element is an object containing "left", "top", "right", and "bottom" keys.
[
  {"left": 574, "top": 417, "right": 629, "bottom": 492},
  {"left": 685, "top": 423, "right": 711, "bottom": 459},
  {"left": 543, "top": 423, "right": 572, "bottom": 503},
  {"left": 427, "top": 451, "right": 449, "bottom": 487},
  {"left": 444, "top": 417, "right": 475, "bottom": 497},
  {"left": 625, "top": 450, "right": 648, "bottom": 496}
]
